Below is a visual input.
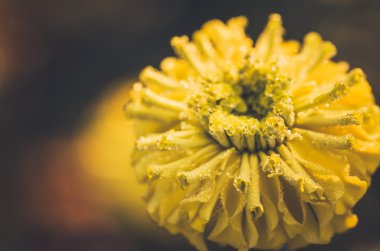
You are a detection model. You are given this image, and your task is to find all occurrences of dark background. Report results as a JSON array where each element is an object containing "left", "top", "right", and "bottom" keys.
[{"left": 1, "top": 0, "right": 380, "bottom": 250}]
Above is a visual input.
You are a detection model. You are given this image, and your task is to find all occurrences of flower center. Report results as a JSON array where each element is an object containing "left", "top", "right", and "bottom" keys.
[{"left": 187, "top": 62, "right": 295, "bottom": 152}]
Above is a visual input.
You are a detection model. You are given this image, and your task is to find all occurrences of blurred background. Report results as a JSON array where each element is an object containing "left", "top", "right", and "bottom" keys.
[{"left": 0, "top": 0, "right": 380, "bottom": 250}]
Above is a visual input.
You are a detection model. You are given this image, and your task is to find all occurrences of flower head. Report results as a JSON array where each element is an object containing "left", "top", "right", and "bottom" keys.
[{"left": 125, "top": 14, "right": 380, "bottom": 250}]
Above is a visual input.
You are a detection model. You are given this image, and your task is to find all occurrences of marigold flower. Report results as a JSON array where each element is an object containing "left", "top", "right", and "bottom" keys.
[{"left": 124, "top": 14, "right": 380, "bottom": 250}]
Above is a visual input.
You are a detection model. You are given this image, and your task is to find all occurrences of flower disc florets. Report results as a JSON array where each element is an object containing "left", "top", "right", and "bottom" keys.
[
  {"left": 125, "top": 14, "right": 380, "bottom": 251},
  {"left": 187, "top": 61, "right": 295, "bottom": 152}
]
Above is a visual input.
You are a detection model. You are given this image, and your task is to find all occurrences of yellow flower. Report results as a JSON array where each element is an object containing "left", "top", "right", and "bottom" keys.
[
  {"left": 76, "top": 82, "right": 149, "bottom": 226},
  {"left": 125, "top": 14, "right": 380, "bottom": 250}
]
